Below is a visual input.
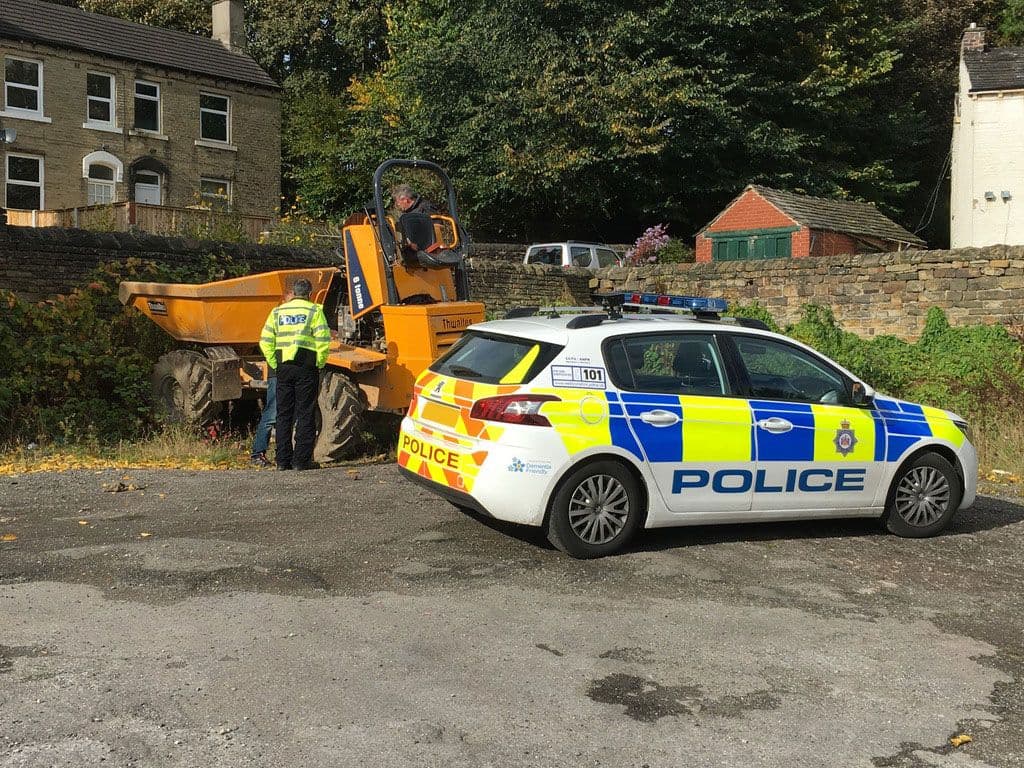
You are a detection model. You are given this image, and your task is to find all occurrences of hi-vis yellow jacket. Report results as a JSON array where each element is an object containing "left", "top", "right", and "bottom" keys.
[{"left": 259, "top": 298, "right": 330, "bottom": 369}]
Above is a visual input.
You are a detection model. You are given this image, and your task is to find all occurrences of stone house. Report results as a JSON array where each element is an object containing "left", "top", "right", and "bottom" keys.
[
  {"left": 694, "top": 185, "right": 925, "bottom": 262},
  {"left": 0, "top": 0, "right": 280, "bottom": 218},
  {"left": 950, "top": 24, "right": 1024, "bottom": 248}
]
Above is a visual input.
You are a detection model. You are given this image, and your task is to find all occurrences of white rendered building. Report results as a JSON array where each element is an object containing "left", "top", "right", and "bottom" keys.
[{"left": 950, "top": 25, "right": 1024, "bottom": 248}]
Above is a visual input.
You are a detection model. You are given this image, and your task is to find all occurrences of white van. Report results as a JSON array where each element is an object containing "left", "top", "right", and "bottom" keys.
[{"left": 524, "top": 241, "right": 621, "bottom": 269}]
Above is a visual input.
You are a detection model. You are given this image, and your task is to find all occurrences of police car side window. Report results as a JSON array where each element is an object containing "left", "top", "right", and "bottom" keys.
[
  {"left": 605, "top": 334, "right": 728, "bottom": 396},
  {"left": 731, "top": 336, "right": 846, "bottom": 404}
]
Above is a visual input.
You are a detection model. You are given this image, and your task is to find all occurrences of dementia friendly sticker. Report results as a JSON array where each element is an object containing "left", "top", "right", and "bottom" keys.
[{"left": 550, "top": 365, "right": 606, "bottom": 389}]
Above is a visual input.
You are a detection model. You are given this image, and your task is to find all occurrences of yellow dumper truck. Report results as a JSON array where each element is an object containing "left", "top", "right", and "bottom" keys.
[{"left": 119, "top": 159, "right": 484, "bottom": 462}]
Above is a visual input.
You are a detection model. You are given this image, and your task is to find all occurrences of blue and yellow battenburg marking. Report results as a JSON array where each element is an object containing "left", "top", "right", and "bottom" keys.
[{"left": 598, "top": 393, "right": 962, "bottom": 465}]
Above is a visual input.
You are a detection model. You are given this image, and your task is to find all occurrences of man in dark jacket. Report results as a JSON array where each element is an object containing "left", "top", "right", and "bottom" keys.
[{"left": 391, "top": 184, "right": 437, "bottom": 253}]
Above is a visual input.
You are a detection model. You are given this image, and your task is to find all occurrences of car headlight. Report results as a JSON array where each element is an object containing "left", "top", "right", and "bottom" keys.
[{"left": 953, "top": 420, "right": 974, "bottom": 444}]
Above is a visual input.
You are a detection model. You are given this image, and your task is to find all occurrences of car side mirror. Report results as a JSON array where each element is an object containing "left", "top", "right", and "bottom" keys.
[{"left": 851, "top": 381, "right": 874, "bottom": 407}]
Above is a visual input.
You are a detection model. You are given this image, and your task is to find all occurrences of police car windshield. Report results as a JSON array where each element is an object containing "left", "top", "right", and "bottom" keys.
[{"left": 431, "top": 331, "right": 563, "bottom": 385}]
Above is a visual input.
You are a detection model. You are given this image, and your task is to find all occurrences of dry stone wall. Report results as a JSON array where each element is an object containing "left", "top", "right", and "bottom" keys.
[
  {"left": 0, "top": 226, "right": 333, "bottom": 300},
  {"left": 2, "top": 226, "right": 1022, "bottom": 340},
  {"left": 592, "top": 246, "right": 1024, "bottom": 338}
]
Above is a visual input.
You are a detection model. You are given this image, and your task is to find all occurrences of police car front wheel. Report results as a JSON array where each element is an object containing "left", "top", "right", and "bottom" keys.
[
  {"left": 884, "top": 453, "right": 962, "bottom": 538},
  {"left": 547, "top": 460, "right": 643, "bottom": 558}
]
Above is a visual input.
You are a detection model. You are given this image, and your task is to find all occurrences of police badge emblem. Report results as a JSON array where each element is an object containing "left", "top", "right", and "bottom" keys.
[{"left": 833, "top": 420, "right": 857, "bottom": 456}]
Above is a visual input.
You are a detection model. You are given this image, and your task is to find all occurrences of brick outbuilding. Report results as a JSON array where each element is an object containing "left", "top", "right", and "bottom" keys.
[{"left": 695, "top": 185, "right": 925, "bottom": 262}]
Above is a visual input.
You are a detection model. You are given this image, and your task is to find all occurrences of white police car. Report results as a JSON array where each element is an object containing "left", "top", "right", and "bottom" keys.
[{"left": 397, "top": 293, "right": 977, "bottom": 558}]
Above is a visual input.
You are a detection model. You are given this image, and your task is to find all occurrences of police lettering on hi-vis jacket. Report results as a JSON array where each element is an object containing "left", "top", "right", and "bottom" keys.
[{"left": 259, "top": 278, "right": 330, "bottom": 471}]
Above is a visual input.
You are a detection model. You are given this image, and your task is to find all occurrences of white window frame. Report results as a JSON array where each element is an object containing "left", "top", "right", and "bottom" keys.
[
  {"left": 133, "top": 79, "right": 161, "bottom": 133},
  {"left": 4, "top": 152, "right": 45, "bottom": 210},
  {"left": 199, "top": 177, "right": 232, "bottom": 206},
  {"left": 87, "top": 164, "right": 116, "bottom": 205},
  {"left": 199, "top": 91, "right": 231, "bottom": 144},
  {"left": 85, "top": 71, "right": 116, "bottom": 129},
  {"left": 2, "top": 56, "right": 48, "bottom": 122}
]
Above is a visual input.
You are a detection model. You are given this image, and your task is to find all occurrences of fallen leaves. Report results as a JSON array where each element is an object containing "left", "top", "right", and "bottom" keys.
[
  {"left": 984, "top": 469, "right": 1021, "bottom": 484},
  {"left": 139, "top": 532, "right": 153, "bottom": 538},
  {"left": 1, "top": 533, "right": 17, "bottom": 542},
  {"left": 102, "top": 481, "right": 146, "bottom": 493},
  {"left": 950, "top": 734, "right": 973, "bottom": 748}
]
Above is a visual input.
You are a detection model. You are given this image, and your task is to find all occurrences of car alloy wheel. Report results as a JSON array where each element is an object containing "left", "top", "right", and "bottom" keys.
[
  {"left": 894, "top": 466, "right": 950, "bottom": 527},
  {"left": 567, "top": 474, "right": 631, "bottom": 545}
]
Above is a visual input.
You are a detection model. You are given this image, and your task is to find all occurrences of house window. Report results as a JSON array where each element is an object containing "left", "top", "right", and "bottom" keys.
[
  {"left": 87, "top": 164, "right": 116, "bottom": 205},
  {"left": 5, "top": 153, "right": 44, "bottom": 210},
  {"left": 86, "top": 72, "right": 115, "bottom": 126},
  {"left": 4, "top": 57, "right": 43, "bottom": 117},
  {"left": 200, "top": 177, "right": 231, "bottom": 207},
  {"left": 199, "top": 93, "right": 230, "bottom": 143},
  {"left": 134, "top": 80, "right": 160, "bottom": 132}
]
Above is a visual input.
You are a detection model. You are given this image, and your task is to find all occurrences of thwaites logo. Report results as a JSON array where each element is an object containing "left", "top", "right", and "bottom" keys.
[
  {"left": 146, "top": 300, "right": 167, "bottom": 316},
  {"left": 833, "top": 420, "right": 858, "bottom": 456},
  {"left": 435, "top": 316, "right": 473, "bottom": 332}
]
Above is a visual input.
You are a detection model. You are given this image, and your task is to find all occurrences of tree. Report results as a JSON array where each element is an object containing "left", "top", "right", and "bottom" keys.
[
  {"left": 1000, "top": 0, "right": 1024, "bottom": 43},
  {"left": 295, "top": 0, "right": 919, "bottom": 241}
]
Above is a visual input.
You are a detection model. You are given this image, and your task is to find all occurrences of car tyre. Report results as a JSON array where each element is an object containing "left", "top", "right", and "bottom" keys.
[
  {"left": 547, "top": 460, "right": 643, "bottom": 558},
  {"left": 884, "top": 452, "right": 962, "bottom": 538}
]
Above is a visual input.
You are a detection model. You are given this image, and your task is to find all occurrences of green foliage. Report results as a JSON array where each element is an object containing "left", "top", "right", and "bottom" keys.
[
  {"left": 0, "top": 256, "right": 250, "bottom": 448},
  {"left": 657, "top": 239, "right": 695, "bottom": 265},
  {"left": 999, "top": 0, "right": 1024, "bottom": 43},
  {"left": 727, "top": 302, "right": 781, "bottom": 333},
  {"left": 784, "top": 304, "right": 1024, "bottom": 429}
]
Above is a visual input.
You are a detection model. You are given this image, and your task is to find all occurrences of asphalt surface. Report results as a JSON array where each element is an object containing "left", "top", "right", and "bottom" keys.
[{"left": 1, "top": 464, "right": 1023, "bottom": 767}]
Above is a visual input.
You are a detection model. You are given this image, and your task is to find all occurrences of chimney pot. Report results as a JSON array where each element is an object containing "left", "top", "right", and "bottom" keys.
[
  {"left": 962, "top": 24, "right": 986, "bottom": 54},
  {"left": 212, "top": 0, "right": 245, "bottom": 53}
]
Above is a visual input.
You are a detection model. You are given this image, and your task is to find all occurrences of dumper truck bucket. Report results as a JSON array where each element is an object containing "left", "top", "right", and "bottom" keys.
[{"left": 119, "top": 268, "right": 340, "bottom": 345}]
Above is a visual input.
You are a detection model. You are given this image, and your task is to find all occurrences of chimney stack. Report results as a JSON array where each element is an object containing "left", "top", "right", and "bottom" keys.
[
  {"left": 962, "top": 23, "right": 986, "bottom": 54},
  {"left": 212, "top": 0, "right": 245, "bottom": 53}
]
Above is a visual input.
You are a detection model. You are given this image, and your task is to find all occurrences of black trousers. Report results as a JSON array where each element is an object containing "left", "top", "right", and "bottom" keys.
[{"left": 275, "top": 363, "right": 319, "bottom": 469}]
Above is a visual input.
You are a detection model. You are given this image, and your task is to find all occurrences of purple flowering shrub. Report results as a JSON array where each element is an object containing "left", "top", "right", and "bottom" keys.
[{"left": 625, "top": 224, "right": 671, "bottom": 265}]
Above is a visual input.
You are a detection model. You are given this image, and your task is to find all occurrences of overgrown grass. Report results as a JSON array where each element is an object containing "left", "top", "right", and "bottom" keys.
[
  {"left": 733, "top": 302, "right": 1024, "bottom": 478},
  {"left": 0, "top": 424, "right": 250, "bottom": 475}
]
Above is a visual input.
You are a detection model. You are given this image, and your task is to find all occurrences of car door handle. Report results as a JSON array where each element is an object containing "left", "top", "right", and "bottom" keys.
[
  {"left": 639, "top": 409, "right": 680, "bottom": 427},
  {"left": 757, "top": 417, "right": 793, "bottom": 434}
]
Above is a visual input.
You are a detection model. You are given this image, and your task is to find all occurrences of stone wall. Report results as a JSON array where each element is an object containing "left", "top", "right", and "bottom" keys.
[
  {"left": 592, "top": 246, "right": 1024, "bottom": 338},
  {"left": 467, "top": 260, "right": 593, "bottom": 315},
  {"left": 0, "top": 226, "right": 331, "bottom": 300},
  {"left": 2, "top": 226, "right": 1023, "bottom": 340}
]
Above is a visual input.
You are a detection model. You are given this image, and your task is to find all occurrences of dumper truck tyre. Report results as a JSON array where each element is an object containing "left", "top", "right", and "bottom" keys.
[
  {"left": 315, "top": 369, "right": 367, "bottom": 463},
  {"left": 151, "top": 350, "right": 223, "bottom": 425}
]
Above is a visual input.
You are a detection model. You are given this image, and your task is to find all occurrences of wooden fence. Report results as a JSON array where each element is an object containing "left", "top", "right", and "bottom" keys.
[{"left": 6, "top": 202, "right": 276, "bottom": 243}]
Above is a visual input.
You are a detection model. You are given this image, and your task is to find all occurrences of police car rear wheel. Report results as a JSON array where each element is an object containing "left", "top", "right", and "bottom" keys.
[
  {"left": 885, "top": 453, "right": 961, "bottom": 537},
  {"left": 547, "top": 460, "right": 642, "bottom": 558}
]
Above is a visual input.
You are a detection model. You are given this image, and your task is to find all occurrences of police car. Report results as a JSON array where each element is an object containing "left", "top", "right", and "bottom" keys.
[{"left": 397, "top": 293, "right": 977, "bottom": 558}]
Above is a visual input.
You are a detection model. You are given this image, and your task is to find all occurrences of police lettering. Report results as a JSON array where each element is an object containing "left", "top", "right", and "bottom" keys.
[
  {"left": 672, "top": 467, "right": 867, "bottom": 494},
  {"left": 279, "top": 313, "right": 309, "bottom": 326},
  {"left": 400, "top": 434, "right": 460, "bottom": 469}
]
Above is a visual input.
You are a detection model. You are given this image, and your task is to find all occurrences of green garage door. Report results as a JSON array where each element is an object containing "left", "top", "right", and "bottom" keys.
[{"left": 709, "top": 227, "right": 796, "bottom": 260}]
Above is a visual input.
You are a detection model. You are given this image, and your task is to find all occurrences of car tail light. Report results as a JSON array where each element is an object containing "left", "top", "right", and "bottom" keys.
[
  {"left": 470, "top": 394, "right": 560, "bottom": 426},
  {"left": 407, "top": 392, "right": 418, "bottom": 417}
]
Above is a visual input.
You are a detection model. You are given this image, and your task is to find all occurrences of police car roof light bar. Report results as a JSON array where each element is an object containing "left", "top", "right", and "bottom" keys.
[{"left": 621, "top": 292, "right": 728, "bottom": 313}]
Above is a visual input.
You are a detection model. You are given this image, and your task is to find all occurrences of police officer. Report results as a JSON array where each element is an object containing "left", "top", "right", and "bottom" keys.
[{"left": 259, "top": 278, "right": 330, "bottom": 470}]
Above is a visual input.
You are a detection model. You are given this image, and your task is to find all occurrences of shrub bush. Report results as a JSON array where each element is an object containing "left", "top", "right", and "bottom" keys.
[{"left": 0, "top": 255, "right": 249, "bottom": 448}]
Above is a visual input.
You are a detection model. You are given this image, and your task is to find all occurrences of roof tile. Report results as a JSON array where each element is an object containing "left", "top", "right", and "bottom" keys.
[
  {"left": 748, "top": 186, "right": 925, "bottom": 247},
  {"left": 0, "top": 0, "right": 277, "bottom": 90},
  {"left": 964, "top": 47, "right": 1024, "bottom": 93}
]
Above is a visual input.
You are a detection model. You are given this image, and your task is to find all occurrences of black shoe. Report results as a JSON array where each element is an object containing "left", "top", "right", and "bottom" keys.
[
  {"left": 276, "top": 464, "right": 294, "bottom": 471},
  {"left": 293, "top": 462, "right": 320, "bottom": 471}
]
